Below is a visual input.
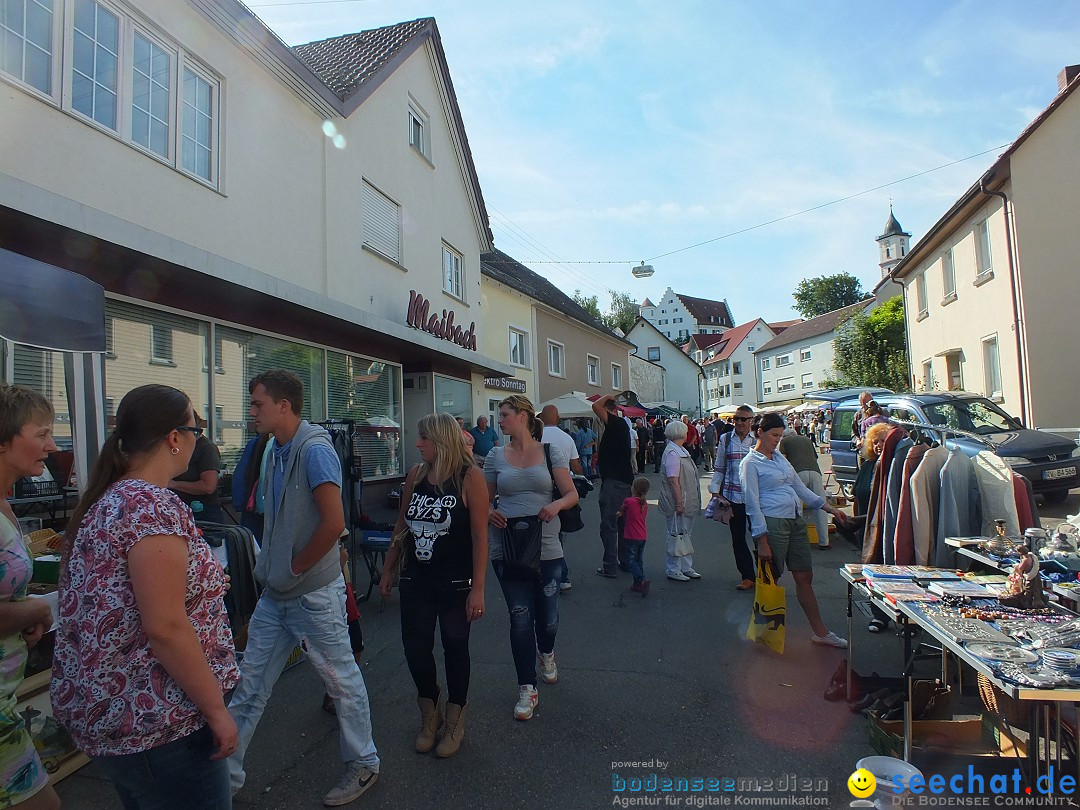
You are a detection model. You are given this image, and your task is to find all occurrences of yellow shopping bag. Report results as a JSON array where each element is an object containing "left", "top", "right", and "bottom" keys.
[{"left": 747, "top": 559, "right": 786, "bottom": 654}]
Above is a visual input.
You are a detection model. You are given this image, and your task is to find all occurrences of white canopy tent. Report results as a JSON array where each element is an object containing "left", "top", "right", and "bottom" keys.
[{"left": 537, "top": 392, "right": 596, "bottom": 420}]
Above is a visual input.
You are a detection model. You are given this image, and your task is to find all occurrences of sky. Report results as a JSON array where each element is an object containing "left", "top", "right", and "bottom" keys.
[{"left": 248, "top": 0, "right": 1080, "bottom": 324}]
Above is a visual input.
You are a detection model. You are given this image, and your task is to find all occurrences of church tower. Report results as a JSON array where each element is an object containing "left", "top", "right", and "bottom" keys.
[{"left": 876, "top": 206, "right": 911, "bottom": 279}]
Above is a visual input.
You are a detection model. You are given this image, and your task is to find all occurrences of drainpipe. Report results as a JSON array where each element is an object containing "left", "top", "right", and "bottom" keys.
[
  {"left": 889, "top": 274, "right": 912, "bottom": 390},
  {"left": 980, "top": 176, "right": 1030, "bottom": 426}
]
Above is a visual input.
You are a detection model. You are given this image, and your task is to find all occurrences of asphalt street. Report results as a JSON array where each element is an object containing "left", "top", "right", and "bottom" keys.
[{"left": 55, "top": 456, "right": 1080, "bottom": 809}]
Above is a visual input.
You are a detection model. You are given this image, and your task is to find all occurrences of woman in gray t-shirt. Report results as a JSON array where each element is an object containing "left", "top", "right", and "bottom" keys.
[{"left": 484, "top": 395, "right": 578, "bottom": 722}]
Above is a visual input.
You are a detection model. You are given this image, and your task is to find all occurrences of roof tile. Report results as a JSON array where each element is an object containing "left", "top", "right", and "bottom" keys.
[{"left": 756, "top": 301, "right": 870, "bottom": 353}]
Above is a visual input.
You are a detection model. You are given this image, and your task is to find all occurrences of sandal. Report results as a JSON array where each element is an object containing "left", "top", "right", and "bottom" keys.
[{"left": 867, "top": 618, "right": 888, "bottom": 634}]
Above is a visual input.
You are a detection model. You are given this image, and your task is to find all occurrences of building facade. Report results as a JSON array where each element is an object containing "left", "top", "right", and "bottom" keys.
[
  {"left": 0, "top": 5, "right": 512, "bottom": 481},
  {"left": 699, "top": 319, "right": 777, "bottom": 413},
  {"left": 638, "top": 288, "right": 734, "bottom": 342},
  {"left": 624, "top": 317, "right": 703, "bottom": 415}
]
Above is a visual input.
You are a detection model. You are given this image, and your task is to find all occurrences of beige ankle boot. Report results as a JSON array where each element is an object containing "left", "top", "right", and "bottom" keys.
[
  {"left": 415, "top": 695, "right": 442, "bottom": 753},
  {"left": 435, "top": 702, "right": 466, "bottom": 758}
]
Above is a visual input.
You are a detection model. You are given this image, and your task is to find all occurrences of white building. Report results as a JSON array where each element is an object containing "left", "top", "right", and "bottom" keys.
[
  {"left": 754, "top": 302, "right": 871, "bottom": 407},
  {"left": 624, "top": 317, "right": 704, "bottom": 415},
  {"left": 0, "top": 6, "right": 513, "bottom": 484},
  {"left": 638, "top": 288, "right": 734, "bottom": 342},
  {"left": 699, "top": 319, "right": 779, "bottom": 413}
]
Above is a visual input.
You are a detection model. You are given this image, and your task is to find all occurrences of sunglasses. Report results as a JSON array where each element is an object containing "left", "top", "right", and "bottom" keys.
[
  {"left": 733, "top": 416, "right": 751, "bottom": 422},
  {"left": 176, "top": 426, "right": 204, "bottom": 437}
]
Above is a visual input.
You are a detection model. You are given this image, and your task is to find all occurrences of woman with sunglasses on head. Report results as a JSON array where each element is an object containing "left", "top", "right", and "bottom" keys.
[
  {"left": 740, "top": 412, "right": 849, "bottom": 649},
  {"left": 484, "top": 395, "right": 578, "bottom": 721},
  {"left": 0, "top": 385, "right": 60, "bottom": 810},
  {"left": 52, "top": 384, "right": 239, "bottom": 809},
  {"left": 380, "top": 413, "right": 487, "bottom": 758}
]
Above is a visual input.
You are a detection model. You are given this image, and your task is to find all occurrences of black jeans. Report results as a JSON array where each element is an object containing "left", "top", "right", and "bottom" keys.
[
  {"left": 729, "top": 502, "right": 757, "bottom": 582},
  {"left": 399, "top": 566, "right": 473, "bottom": 705}
]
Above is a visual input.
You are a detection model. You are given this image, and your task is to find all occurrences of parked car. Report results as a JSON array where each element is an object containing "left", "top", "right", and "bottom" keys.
[{"left": 828, "top": 392, "right": 1080, "bottom": 504}]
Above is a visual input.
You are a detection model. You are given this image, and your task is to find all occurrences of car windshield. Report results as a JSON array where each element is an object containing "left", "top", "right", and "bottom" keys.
[{"left": 923, "top": 398, "right": 1021, "bottom": 436}]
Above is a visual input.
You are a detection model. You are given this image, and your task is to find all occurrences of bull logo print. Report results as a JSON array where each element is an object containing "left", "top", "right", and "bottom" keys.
[{"left": 406, "top": 493, "right": 458, "bottom": 562}]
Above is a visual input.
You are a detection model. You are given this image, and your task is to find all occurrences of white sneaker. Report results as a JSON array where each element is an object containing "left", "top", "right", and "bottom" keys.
[
  {"left": 539, "top": 651, "right": 558, "bottom": 684},
  {"left": 811, "top": 631, "right": 848, "bottom": 649},
  {"left": 559, "top": 581, "right": 572, "bottom": 592},
  {"left": 667, "top": 572, "right": 690, "bottom": 582},
  {"left": 322, "top": 763, "right": 378, "bottom": 806},
  {"left": 685, "top": 569, "right": 702, "bottom": 579},
  {"left": 514, "top": 685, "right": 538, "bottom": 720}
]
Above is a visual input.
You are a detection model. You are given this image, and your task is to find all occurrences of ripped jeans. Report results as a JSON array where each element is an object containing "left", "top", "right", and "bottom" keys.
[{"left": 492, "top": 558, "right": 562, "bottom": 687}]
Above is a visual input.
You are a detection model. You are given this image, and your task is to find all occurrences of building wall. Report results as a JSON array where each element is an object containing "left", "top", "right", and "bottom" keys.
[
  {"left": 902, "top": 196, "right": 1021, "bottom": 416},
  {"left": 638, "top": 287, "right": 727, "bottom": 342},
  {"left": 1009, "top": 89, "right": 1080, "bottom": 429},
  {"left": 624, "top": 321, "right": 701, "bottom": 414},
  {"left": 629, "top": 355, "right": 664, "bottom": 404},
  {"left": 756, "top": 334, "right": 837, "bottom": 406},
  {"left": 701, "top": 322, "right": 774, "bottom": 412},
  {"left": 534, "top": 308, "right": 630, "bottom": 404},
  {"left": 478, "top": 276, "right": 536, "bottom": 419}
]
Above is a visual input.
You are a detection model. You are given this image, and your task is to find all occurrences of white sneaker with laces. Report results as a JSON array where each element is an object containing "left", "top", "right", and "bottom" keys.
[
  {"left": 684, "top": 569, "right": 701, "bottom": 579},
  {"left": 514, "top": 685, "right": 538, "bottom": 720},
  {"left": 322, "top": 763, "right": 378, "bottom": 806},
  {"left": 811, "top": 631, "right": 848, "bottom": 649},
  {"left": 667, "top": 572, "right": 690, "bottom": 582},
  {"left": 559, "top": 581, "right": 572, "bottom": 592},
  {"left": 539, "top": 651, "right": 558, "bottom": 684}
]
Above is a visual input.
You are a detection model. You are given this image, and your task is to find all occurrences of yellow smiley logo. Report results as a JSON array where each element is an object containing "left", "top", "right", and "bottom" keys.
[{"left": 848, "top": 768, "right": 877, "bottom": 798}]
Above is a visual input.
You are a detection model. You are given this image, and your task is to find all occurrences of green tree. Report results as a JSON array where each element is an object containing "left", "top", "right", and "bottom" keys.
[
  {"left": 828, "top": 296, "right": 909, "bottom": 391},
  {"left": 573, "top": 290, "right": 602, "bottom": 321},
  {"left": 792, "top": 272, "right": 868, "bottom": 318},
  {"left": 602, "top": 290, "right": 639, "bottom": 335}
]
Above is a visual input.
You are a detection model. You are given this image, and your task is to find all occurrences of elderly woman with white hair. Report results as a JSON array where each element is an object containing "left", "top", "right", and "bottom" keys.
[{"left": 657, "top": 419, "right": 702, "bottom": 582}]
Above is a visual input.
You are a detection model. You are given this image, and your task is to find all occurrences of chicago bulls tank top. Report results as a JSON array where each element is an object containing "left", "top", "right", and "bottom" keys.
[{"left": 403, "top": 472, "right": 473, "bottom": 576}]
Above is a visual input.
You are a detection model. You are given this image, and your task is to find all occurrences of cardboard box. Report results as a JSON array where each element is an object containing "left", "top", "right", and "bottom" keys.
[{"left": 869, "top": 714, "right": 989, "bottom": 759}]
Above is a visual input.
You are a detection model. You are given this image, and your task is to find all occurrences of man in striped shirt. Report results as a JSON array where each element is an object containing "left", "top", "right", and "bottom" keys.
[{"left": 708, "top": 404, "right": 757, "bottom": 590}]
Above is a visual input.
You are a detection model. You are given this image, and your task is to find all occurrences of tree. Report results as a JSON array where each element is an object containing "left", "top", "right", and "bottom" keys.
[
  {"left": 572, "top": 290, "right": 602, "bottom": 321},
  {"left": 792, "top": 272, "right": 868, "bottom": 318},
  {"left": 828, "top": 295, "right": 909, "bottom": 391},
  {"left": 603, "top": 290, "right": 639, "bottom": 335}
]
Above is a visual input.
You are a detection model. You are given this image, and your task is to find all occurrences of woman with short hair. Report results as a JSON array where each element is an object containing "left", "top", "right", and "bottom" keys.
[
  {"left": 380, "top": 413, "right": 487, "bottom": 757},
  {"left": 740, "top": 412, "right": 849, "bottom": 649},
  {"left": 657, "top": 419, "right": 702, "bottom": 582},
  {"left": 52, "top": 384, "right": 239, "bottom": 809},
  {"left": 0, "top": 385, "right": 61, "bottom": 810}
]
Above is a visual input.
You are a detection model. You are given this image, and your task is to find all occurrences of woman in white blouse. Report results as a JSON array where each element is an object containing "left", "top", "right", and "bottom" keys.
[{"left": 740, "top": 412, "right": 848, "bottom": 649}]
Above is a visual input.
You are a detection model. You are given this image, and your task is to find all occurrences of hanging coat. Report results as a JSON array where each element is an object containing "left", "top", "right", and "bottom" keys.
[
  {"left": 909, "top": 446, "right": 948, "bottom": 566},
  {"left": 863, "top": 427, "right": 906, "bottom": 564},
  {"left": 936, "top": 450, "right": 982, "bottom": 567},
  {"left": 883, "top": 437, "right": 914, "bottom": 564},
  {"left": 894, "top": 443, "right": 928, "bottom": 565},
  {"left": 973, "top": 451, "right": 1020, "bottom": 538}
]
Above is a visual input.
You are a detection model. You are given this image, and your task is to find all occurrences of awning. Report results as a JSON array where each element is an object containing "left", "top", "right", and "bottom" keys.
[
  {"left": 539, "top": 393, "right": 596, "bottom": 419},
  {"left": 585, "top": 394, "right": 647, "bottom": 419}
]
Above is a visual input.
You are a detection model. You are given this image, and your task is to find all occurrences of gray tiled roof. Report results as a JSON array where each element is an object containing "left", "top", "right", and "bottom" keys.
[
  {"left": 756, "top": 300, "right": 871, "bottom": 353},
  {"left": 292, "top": 18, "right": 432, "bottom": 100},
  {"left": 481, "top": 250, "right": 629, "bottom": 345}
]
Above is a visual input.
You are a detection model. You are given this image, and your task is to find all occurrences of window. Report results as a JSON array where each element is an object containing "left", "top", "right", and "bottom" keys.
[
  {"left": 941, "top": 248, "right": 956, "bottom": 300},
  {"left": 921, "top": 359, "right": 934, "bottom": 391},
  {"left": 362, "top": 181, "right": 401, "bottom": 263},
  {"left": 801, "top": 372, "right": 814, "bottom": 389},
  {"left": 442, "top": 244, "right": 463, "bottom": 299},
  {"left": 150, "top": 324, "right": 173, "bottom": 364},
  {"left": 181, "top": 65, "right": 216, "bottom": 182},
  {"left": 763, "top": 383, "right": 773, "bottom": 396},
  {"left": 547, "top": 341, "right": 564, "bottom": 377},
  {"left": 72, "top": 0, "right": 119, "bottom": 129},
  {"left": 508, "top": 328, "right": 528, "bottom": 367},
  {"left": 915, "top": 272, "right": 928, "bottom": 318},
  {"left": 131, "top": 31, "right": 171, "bottom": 158},
  {"left": 982, "top": 335, "right": 1002, "bottom": 398},
  {"left": 778, "top": 377, "right": 796, "bottom": 393},
  {"left": 733, "top": 382, "right": 743, "bottom": 392},
  {"left": 408, "top": 100, "right": 429, "bottom": 159},
  {"left": 327, "top": 353, "right": 402, "bottom": 478},
  {"left": 732, "top": 361, "right": 742, "bottom": 375},
  {"left": 761, "top": 357, "right": 770, "bottom": 370},
  {"left": 776, "top": 353, "right": 792, "bottom": 367},
  {"left": 944, "top": 351, "right": 963, "bottom": 391},
  {"left": 646, "top": 346, "right": 660, "bottom": 362},
  {"left": 587, "top": 354, "right": 600, "bottom": 386},
  {"left": 0, "top": 0, "right": 54, "bottom": 93},
  {"left": 611, "top": 363, "right": 622, "bottom": 389},
  {"left": 974, "top": 219, "right": 993, "bottom": 277},
  {"left": 799, "top": 348, "right": 811, "bottom": 362}
]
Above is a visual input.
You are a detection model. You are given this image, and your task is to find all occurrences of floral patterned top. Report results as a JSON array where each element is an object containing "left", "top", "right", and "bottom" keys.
[{"left": 51, "top": 479, "right": 239, "bottom": 756}]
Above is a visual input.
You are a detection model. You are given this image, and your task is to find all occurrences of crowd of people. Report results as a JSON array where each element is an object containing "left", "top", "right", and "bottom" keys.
[{"left": 0, "top": 375, "right": 868, "bottom": 809}]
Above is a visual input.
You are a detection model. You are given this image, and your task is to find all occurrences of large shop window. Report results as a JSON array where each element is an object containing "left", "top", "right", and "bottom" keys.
[
  {"left": 105, "top": 298, "right": 210, "bottom": 429},
  {"left": 433, "top": 375, "right": 472, "bottom": 427},
  {"left": 9, "top": 343, "right": 73, "bottom": 448},
  {"left": 327, "top": 352, "right": 402, "bottom": 479}
]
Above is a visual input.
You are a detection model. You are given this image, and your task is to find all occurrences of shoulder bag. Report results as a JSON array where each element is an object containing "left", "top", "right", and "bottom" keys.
[
  {"left": 544, "top": 444, "right": 584, "bottom": 533},
  {"left": 501, "top": 515, "right": 543, "bottom": 580}
]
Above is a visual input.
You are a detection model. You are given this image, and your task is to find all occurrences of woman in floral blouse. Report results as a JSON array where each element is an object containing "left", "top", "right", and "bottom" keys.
[{"left": 52, "top": 384, "right": 239, "bottom": 809}]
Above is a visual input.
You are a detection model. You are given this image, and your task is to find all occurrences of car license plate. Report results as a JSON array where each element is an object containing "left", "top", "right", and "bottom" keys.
[{"left": 1044, "top": 466, "right": 1077, "bottom": 481}]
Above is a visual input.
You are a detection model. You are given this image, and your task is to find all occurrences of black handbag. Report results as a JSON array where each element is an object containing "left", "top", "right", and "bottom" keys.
[
  {"left": 543, "top": 444, "right": 584, "bottom": 533},
  {"left": 501, "top": 515, "right": 543, "bottom": 580}
]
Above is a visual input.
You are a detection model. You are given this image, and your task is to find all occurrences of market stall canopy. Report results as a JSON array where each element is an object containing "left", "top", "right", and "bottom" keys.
[
  {"left": 0, "top": 248, "right": 105, "bottom": 351},
  {"left": 538, "top": 393, "right": 596, "bottom": 419},
  {"left": 586, "top": 394, "right": 648, "bottom": 419}
]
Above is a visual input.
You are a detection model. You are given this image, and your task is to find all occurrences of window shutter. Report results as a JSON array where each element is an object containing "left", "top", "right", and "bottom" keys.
[{"left": 363, "top": 181, "right": 401, "bottom": 263}]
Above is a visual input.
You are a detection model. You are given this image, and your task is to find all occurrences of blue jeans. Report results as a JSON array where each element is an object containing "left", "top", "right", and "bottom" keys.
[
  {"left": 625, "top": 539, "right": 646, "bottom": 583},
  {"left": 492, "top": 558, "right": 561, "bottom": 686},
  {"left": 227, "top": 575, "right": 379, "bottom": 792},
  {"left": 93, "top": 725, "right": 231, "bottom": 810}
]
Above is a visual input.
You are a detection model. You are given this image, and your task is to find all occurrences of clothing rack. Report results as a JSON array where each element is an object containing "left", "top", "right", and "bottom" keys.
[
  {"left": 885, "top": 417, "right": 1000, "bottom": 449},
  {"left": 314, "top": 419, "right": 364, "bottom": 530}
]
